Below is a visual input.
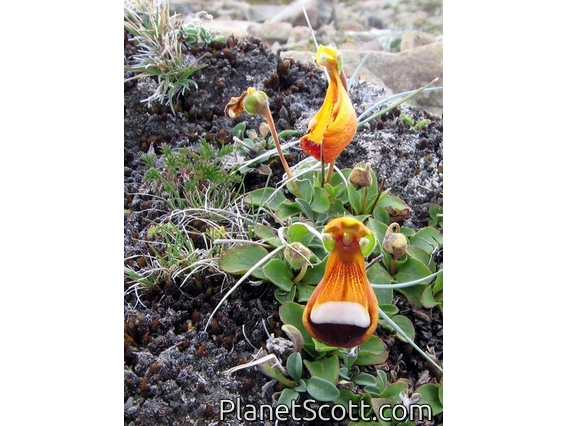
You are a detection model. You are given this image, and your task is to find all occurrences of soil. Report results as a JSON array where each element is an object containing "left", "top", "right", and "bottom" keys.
[{"left": 124, "top": 32, "right": 443, "bottom": 426}]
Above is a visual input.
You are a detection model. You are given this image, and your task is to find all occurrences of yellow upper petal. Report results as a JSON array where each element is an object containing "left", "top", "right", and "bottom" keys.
[{"left": 300, "top": 46, "right": 357, "bottom": 163}]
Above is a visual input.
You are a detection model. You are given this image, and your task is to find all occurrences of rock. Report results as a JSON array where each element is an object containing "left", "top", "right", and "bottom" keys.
[
  {"left": 267, "top": 0, "right": 335, "bottom": 29},
  {"left": 400, "top": 29, "right": 436, "bottom": 51},
  {"left": 254, "top": 21, "right": 294, "bottom": 44},
  {"left": 199, "top": 18, "right": 258, "bottom": 38},
  {"left": 364, "top": 41, "right": 443, "bottom": 110}
]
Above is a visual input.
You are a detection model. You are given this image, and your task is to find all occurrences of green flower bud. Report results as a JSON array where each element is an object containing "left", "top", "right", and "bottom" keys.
[
  {"left": 243, "top": 88, "right": 268, "bottom": 115},
  {"left": 382, "top": 223, "right": 407, "bottom": 261},
  {"left": 284, "top": 242, "right": 311, "bottom": 270},
  {"left": 349, "top": 162, "right": 372, "bottom": 190}
]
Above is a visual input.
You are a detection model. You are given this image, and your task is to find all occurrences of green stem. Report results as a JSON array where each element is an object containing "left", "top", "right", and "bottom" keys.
[
  {"left": 388, "top": 257, "right": 397, "bottom": 276},
  {"left": 293, "top": 263, "right": 308, "bottom": 284},
  {"left": 361, "top": 186, "right": 368, "bottom": 214}
]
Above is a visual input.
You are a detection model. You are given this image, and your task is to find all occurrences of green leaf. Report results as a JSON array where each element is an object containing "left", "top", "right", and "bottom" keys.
[
  {"left": 311, "top": 186, "right": 331, "bottom": 213},
  {"left": 366, "top": 219, "right": 389, "bottom": 253},
  {"left": 286, "top": 352, "right": 303, "bottom": 382},
  {"left": 371, "top": 397, "right": 395, "bottom": 425},
  {"left": 377, "top": 193, "right": 411, "bottom": 217},
  {"left": 305, "top": 376, "right": 340, "bottom": 402},
  {"left": 274, "top": 287, "right": 296, "bottom": 304},
  {"left": 406, "top": 245, "right": 436, "bottom": 273},
  {"left": 379, "top": 303, "right": 398, "bottom": 316},
  {"left": 367, "top": 262, "right": 394, "bottom": 285},
  {"left": 276, "top": 200, "right": 302, "bottom": 220},
  {"left": 395, "top": 256, "right": 433, "bottom": 283},
  {"left": 296, "top": 282, "right": 316, "bottom": 303},
  {"left": 279, "top": 302, "right": 311, "bottom": 343},
  {"left": 277, "top": 388, "right": 300, "bottom": 408},
  {"left": 420, "top": 286, "right": 439, "bottom": 309},
  {"left": 432, "top": 271, "right": 443, "bottom": 295},
  {"left": 352, "top": 372, "right": 377, "bottom": 386},
  {"left": 380, "top": 314, "right": 415, "bottom": 342},
  {"left": 334, "top": 388, "right": 361, "bottom": 411},
  {"left": 292, "top": 178, "right": 314, "bottom": 202},
  {"left": 244, "top": 187, "right": 287, "bottom": 211},
  {"left": 313, "top": 339, "right": 339, "bottom": 353},
  {"left": 295, "top": 379, "right": 307, "bottom": 392},
  {"left": 372, "top": 205, "right": 391, "bottom": 225},
  {"left": 287, "top": 223, "right": 314, "bottom": 246},
  {"left": 262, "top": 258, "right": 295, "bottom": 291},
  {"left": 327, "top": 198, "right": 347, "bottom": 216},
  {"left": 428, "top": 204, "right": 443, "bottom": 227},
  {"left": 415, "top": 383, "right": 443, "bottom": 415},
  {"left": 379, "top": 383, "right": 406, "bottom": 401},
  {"left": 355, "top": 335, "right": 388, "bottom": 366},
  {"left": 278, "top": 129, "right": 299, "bottom": 138},
  {"left": 254, "top": 224, "right": 281, "bottom": 248},
  {"left": 304, "top": 354, "right": 338, "bottom": 383},
  {"left": 395, "top": 257, "right": 433, "bottom": 307},
  {"left": 295, "top": 198, "right": 314, "bottom": 219},
  {"left": 218, "top": 244, "right": 269, "bottom": 275},
  {"left": 408, "top": 227, "right": 443, "bottom": 255},
  {"left": 396, "top": 284, "right": 427, "bottom": 308},
  {"left": 301, "top": 259, "right": 326, "bottom": 286},
  {"left": 347, "top": 184, "right": 363, "bottom": 215},
  {"left": 363, "top": 385, "right": 383, "bottom": 397},
  {"left": 375, "top": 369, "right": 387, "bottom": 392},
  {"left": 259, "top": 362, "right": 296, "bottom": 387}
]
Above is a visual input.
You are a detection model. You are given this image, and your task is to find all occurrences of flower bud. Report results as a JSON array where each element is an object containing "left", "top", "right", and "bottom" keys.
[
  {"left": 382, "top": 223, "right": 407, "bottom": 261},
  {"left": 349, "top": 162, "right": 372, "bottom": 190},
  {"left": 243, "top": 87, "right": 268, "bottom": 115},
  {"left": 284, "top": 242, "right": 311, "bottom": 270},
  {"left": 224, "top": 87, "right": 269, "bottom": 119}
]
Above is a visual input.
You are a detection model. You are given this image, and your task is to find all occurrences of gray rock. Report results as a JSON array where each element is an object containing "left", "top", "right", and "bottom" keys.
[
  {"left": 400, "top": 29, "right": 437, "bottom": 51},
  {"left": 267, "top": 0, "right": 335, "bottom": 29}
]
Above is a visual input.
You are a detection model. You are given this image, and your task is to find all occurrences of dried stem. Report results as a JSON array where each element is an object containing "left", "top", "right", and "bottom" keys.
[{"left": 262, "top": 105, "right": 301, "bottom": 198}]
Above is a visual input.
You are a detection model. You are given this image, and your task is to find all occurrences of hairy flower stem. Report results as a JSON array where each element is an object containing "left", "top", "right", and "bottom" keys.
[
  {"left": 361, "top": 186, "right": 368, "bottom": 213},
  {"left": 292, "top": 263, "right": 308, "bottom": 284},
  {"left": 389, "top": 258, "right": 397, "bottom": 276},
  {"left": 321, "top": 159, "right": 335, "bottom": 186},
  {"left": 326, "top": 160, "right": 335, "bottom": 185},
  {"left": 261, "top": 105, "right": 301, "bottom": 197}
]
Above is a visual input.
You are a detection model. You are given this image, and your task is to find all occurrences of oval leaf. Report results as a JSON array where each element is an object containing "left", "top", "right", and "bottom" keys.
[
  {"left": 262, "top": 258, "right": 295, "bottom": 291},
  {"left": 304, "top": 355, "right": 338, "bottom": 384},
  {"left": 380, "top": 314, "right": 415, "bottom": 342},
  {"left": 415, "top": 383, "right": 443, "bottom": 416},
  {"left": 305, "top": 376, "right": 340, "bottom": 402},
  {"left": 279, "top": 302, "right": 312, "bottom": 343},
  {"left": 352, "top": 372, "right": 377, "bottom": 386},
  {"left": 244, "top": 187, "right": 286, "bottom": 210},
  {"left": 219, "top": 244, "right": 269, "bottom": 275},
  {"left": 286, "top": 352, "right": 303, "bottom": 382},
  {"left": 277, "top": 388, "right": 300, "bottom": 409},
  {"left": 409, "top": 227, "right": 443, "bottom": 255},
  {"left": 355, "top": 335, "right": 388, "bottom": 366}
]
